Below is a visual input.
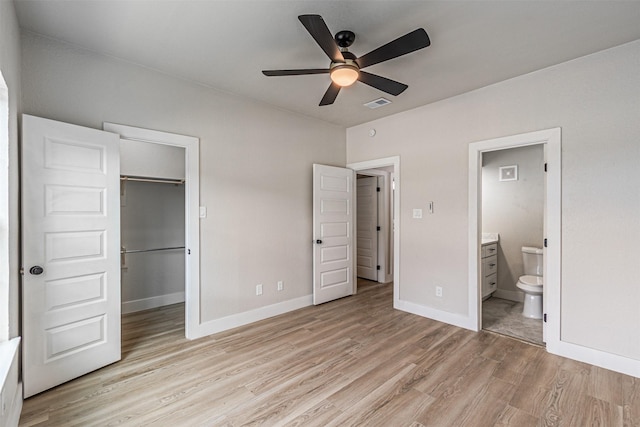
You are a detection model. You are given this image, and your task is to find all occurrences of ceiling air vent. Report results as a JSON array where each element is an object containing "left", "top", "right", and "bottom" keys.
[{"left": 364, "top": 98, "right": 391, "bottom": 109}]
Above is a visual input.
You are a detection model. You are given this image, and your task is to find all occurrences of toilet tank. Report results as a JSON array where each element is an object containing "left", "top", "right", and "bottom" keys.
[{"left": 522, "top": 246, "right": 543, "bottom": 276}]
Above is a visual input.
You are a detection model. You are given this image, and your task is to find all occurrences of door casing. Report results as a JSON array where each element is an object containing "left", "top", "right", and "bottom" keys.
[
  {"left": 468, "top": 128, "right": 561, "bottom": 350},
  {"left": 348, "top": 157, "right": 400, "bottom": 303},
  {"left": 103, "top": 123, "right": 202, "bottom": 339}
]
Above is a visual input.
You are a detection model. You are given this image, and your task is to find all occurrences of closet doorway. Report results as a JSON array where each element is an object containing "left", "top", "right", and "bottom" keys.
[
  {"left": 120, "top": 171, "right": 186, "bottom": 315},
  {"left": 104, "top": 123, "right": 201, "bottom": 340}
]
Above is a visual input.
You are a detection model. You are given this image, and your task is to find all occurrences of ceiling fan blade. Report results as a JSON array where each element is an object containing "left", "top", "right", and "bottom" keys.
[
  {"left": 356, "top": 28, "right": 430, "bottom": 69},
  {"left": 319, "top": 82, "right": 341, "bottom": 106},
  {"left": 358, "top": 71, "right": 408, "bottom": 96},
  {"left": 298, "top": 15, "right": 345, "bottom": 63},
  {"left": 262, "top": 69, "right": 329, "bottom": 76}
]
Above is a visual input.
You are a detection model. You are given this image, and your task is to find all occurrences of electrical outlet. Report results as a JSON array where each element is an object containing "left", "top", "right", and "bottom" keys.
[
  {"left": 435, "top": 286, "right": 443, "bottom": 297},
  {"left": 277, "top": 280, "right": 284, "bottom": 291},
  {"left": 256, "top": 284, "right": 263, "bottom": 296}
]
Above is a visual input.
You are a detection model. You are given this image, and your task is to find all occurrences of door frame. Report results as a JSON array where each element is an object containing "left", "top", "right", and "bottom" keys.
[
  {"left": 468, "top": 128, "right": 561, "bottom": 350},
  {"left": 103, "top": 123, "right": 202, "bottom": 339},
  {"left": 347, "top": 157, "right": 400, "bottom": 303}
]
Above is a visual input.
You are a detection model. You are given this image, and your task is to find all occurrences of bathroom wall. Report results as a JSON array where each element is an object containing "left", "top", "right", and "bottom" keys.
[{"left": 482, "top": 145, "right": 544, "bottom": 300}]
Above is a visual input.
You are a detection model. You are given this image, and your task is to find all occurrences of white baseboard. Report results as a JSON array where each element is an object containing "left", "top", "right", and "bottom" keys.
[
  {"left": 548, "top": 340, "right": 640, "bottom": 378},
  {"left": 397, "top": 296, "right": 639, "bottom": 378},
  {"left": 191, "top": 295, "right": 313, "bottom": 339},
  {"left": 122, "top": 291, "right": 185, "bottom": 314},
  {"left": 492, "top": 289, "right": 524, "bottom": 302},
  {"left": 395, "top": 299, "right": 476, "bottom": 331}
]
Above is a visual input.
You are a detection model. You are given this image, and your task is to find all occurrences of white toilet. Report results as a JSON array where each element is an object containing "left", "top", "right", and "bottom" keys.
[{"left": 516, "top": 246, "right": 543, "bottom": 319}]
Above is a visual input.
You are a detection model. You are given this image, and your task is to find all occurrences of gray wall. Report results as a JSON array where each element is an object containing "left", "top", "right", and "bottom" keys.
[
  {"left": 482, "top": 145, "right": 544, "bottom": 299},
  {"left": 20, "top": 31, "right": 346, "bottom": 323},
  {"left": 347, "top": 40, "right": 640, "bottom": 361}
]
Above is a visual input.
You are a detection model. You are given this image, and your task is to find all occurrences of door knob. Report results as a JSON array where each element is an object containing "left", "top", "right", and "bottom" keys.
[
  {"left": 29, "top": 266, "right": 44, "bottom": 275},
  {"left": 316, "top": 239, "right": 323, "bottom": 244}
]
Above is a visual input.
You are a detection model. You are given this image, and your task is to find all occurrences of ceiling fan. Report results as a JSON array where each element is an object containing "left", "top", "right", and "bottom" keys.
[{"left": 262, "top": 15, "right": 431, "bottom": 106}]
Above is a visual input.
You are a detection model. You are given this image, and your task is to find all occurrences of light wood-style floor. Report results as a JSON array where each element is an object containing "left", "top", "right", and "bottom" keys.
[{"left": 20, "top": 280, "right": 639, "bottom": 426}]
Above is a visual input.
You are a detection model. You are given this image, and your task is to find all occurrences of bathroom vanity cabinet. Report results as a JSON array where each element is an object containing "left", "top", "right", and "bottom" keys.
[{"left": 481, "top": 242, "right": 498, "bottom": 299}]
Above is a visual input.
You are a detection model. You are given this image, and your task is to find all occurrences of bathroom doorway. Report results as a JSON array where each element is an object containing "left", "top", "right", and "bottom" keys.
[
  {"left": 468, "top": 128, "right": 561, "bottom": 351},
  {"left": 480, "top": 144, "right": 544, "bottom": 345}
]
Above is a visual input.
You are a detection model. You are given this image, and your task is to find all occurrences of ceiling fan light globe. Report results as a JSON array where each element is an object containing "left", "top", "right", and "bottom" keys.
[{"left": 330, "top": 65, "right": 359, "bottom": 87}]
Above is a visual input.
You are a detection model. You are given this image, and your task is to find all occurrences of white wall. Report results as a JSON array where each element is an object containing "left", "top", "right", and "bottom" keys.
[
  {"left": 120, "top": 139, "right": 186, "bottom": 180},
  {"left": 0, "top": 1, "right": 23, "bottom": 425},
  {"left": 347, "top": 40, "right": 640, "bottom": 361},
  {"left": 20, "top": 32, "right": 346, "bottom": 324},
  {"left": 482, "top": 145, "right": 544, "bottom": 297}
]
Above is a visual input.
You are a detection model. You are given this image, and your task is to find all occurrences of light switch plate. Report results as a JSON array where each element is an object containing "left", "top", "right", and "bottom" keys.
[
  {"left": 199, "top": 206, "right": 207, "bottom": 218},
  {"left": 413, "top": 209, "right": 423, "bottom": 219}
]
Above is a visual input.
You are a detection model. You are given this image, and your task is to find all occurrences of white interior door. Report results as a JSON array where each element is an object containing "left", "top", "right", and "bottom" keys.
[
  {"left": 22, "top": 115, "right": 121, "bottom": 397},
  {"left": 356, "top": 176, "right": 378, "bottom": 280},
  {"left": 313, "top": 164, "right": 355, "bottom": 305}
]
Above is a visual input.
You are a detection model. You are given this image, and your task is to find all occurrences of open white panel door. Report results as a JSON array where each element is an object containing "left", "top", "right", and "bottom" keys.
[
  {"left": 313, "top": 164, "right": 355, "bottom": 305},
  {"left": 356, "top": 176, "right": 378, "bottom": 280},
  {"left": 22, "top": 115, "right": 121, "bottom": 397}
]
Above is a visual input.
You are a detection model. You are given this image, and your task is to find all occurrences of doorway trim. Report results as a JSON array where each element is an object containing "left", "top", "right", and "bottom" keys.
[
  {"left": 347, "top": 156, "right": 400, "bottom": 305},
  {"left": 0, "top": 71, "right": 9, "bottom": 342},
  {"left": 103, "top": 123, "right": 201, "bottom": 339},
  {"left": 468, "top": 128, "right": 561, "bottom": 350}
]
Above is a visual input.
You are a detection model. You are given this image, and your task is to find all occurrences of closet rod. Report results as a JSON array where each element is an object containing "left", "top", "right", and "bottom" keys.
[
  {"left": 120, "top": 176, "right": 185, "bottom": 185},
  {"left": 121, "top": 246, "right": 185, "bottom": 254}
]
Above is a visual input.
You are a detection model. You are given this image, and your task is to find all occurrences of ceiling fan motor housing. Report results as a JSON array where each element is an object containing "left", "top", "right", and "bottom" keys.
[{"left": 335, "top": 30, "right": 355, "bottom": 48}]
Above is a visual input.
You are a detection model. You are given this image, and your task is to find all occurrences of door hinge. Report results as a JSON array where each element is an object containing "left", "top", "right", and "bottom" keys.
[
  {"left": 376, "top": 187, "right": 380, "bottom": 192},
  {"left": 543, "top": 313, "right": 547, "bottom": 323},
  {"left": 376, "top": 265, "right": 381, "bottom": 271},
  {"left": 377, "top": 226, "right": 381, "bottom": 231},
  {"left": 19, "top": 267, "right": 24, "bottom": 275},
  {"left": 544, "top": 238, "right": 548, "bottom": 248},
  {"left": 544, "top": 163, "right": 548, "bottom": 172}
]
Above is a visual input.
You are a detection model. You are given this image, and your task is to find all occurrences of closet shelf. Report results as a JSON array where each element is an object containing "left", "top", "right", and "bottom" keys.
[
  {"left": 120, "top": 175, "right": 185, "bottom": 185},
  {"left": 121, "top": 246, "right": 185, "bottom": 254}
]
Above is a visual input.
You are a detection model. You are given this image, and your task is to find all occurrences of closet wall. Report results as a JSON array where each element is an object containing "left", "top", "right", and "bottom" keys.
[{"left": 120, "top": 140, "right": 186, "bottom": 313}]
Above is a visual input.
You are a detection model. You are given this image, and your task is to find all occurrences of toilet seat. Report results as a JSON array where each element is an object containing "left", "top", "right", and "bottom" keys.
[
  {"left": 520, "top": 275, "right": 543, "bottom": 286},
  {"left": 517, "top": 275, "right": 543, "bottom": 294}
]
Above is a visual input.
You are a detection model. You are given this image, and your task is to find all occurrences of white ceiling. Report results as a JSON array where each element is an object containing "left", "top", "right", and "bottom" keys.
[{"left": 14, "top": 0, "right": 640, "bottom": 127}]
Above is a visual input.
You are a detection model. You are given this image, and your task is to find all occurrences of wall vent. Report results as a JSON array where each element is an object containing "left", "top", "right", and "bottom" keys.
[{"left": 364, "top": 98, "right": 391, "bottom": 109}]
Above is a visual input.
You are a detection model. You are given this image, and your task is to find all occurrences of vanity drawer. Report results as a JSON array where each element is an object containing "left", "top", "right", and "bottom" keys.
[
  {"left": 482, "top": 273, "right": 497, "bottom": 296},
  {"left": 482, "top": 255, "right": 498, "bottom": 276},
  {"left": 481, "top": 243, "right": 498, "bottom": 258}
]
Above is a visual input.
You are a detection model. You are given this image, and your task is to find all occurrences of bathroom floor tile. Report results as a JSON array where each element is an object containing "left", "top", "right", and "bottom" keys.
[{"left": 482, "top": 297, "right": 543, "bottom": 345}]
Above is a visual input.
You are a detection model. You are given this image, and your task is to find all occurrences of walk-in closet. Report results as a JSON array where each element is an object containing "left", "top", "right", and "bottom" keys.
[{"left": 119, "top": 139, "right": 186, "bottom": 319}]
